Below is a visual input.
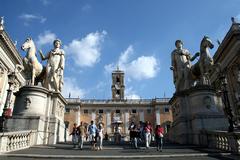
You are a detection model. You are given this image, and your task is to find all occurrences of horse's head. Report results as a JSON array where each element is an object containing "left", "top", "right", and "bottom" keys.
[
  {"left": 21, "top": 37, "right": 34, "bottom": 51},
  {"left": 201, "top": 36, "right": 214, "bottom": 49}
]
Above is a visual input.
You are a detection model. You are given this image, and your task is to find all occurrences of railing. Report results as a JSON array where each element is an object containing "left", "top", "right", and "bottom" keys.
[
  {"left": 0, "top": 130, "right": 37, "bottom": 153},
  {"left": 200, "top": 130, "right": 240, "bottom": 153},
  {"left": 154, "top": 98, "right": 170, "bottom": 103},
  {"left": 66, "top": 98, "right": 170, "bottom": 104}
]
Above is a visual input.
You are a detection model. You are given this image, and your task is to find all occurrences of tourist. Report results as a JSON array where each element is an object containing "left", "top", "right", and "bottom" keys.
[
  {"left": 128, "top": 121, "right": 138, "bottom": 148},
  {"left": 138, "top": 121, "right": 145, "bottom": 144},
  {"left": 114, "top": 124, "right": 121, "bottom": 144},
  {"left": 78, "top": 121, "right": 86, "bottom": 150},
  {"left": 155, "top": 125, "right": 164, "bottom": 152},
  {"left": 94, "top": 128, "right": 98, "bottom": 150},
  {"left": 104, "top": 132, "right": 109, "bottom": 141},
  {"left": 88, "top": 120, "right": 97, "bottom": 150},
  {"left": 69, "top": 123, "right": 79, "bottom": 149},
  {"left": 144, "top": 121, "right": 152, "bottom": 149},
  {"left": 97, "top": 123, "right": 104, "bottom": 150},
  {"left": 85, "top": 125, "right": 89, "bottom": 141},
  {"left": 135, "top": 123, "right": 141, "bottom": 149},
  {"left": 128, "top": 122, "right": 135, "bottom": 146}
]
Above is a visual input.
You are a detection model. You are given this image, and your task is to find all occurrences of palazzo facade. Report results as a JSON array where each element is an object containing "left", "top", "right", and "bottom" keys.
[{"left": 64, "top": 67, "right": 172, "bottom": 137}]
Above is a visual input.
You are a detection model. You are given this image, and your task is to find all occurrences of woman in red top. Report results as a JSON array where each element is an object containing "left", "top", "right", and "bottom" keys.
[{"left": 155, "top": 125, "right": 164, "bottom": 151}]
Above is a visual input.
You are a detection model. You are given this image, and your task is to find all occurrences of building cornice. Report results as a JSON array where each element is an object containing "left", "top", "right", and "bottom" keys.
[
  {"left": 0, "top": 29, "right": 26, "bottom": 83},
  {"left": 66, "top": 98, "right": 170, "bottom": 107},
  {"left": 213, "top": 23, "right": 240, "bottom": 64},
  {"left": 0, "top": 30, "right": 22, "bottom": 66}
]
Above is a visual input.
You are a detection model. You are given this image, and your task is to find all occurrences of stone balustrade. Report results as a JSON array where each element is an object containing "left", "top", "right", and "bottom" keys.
[
  {"left": 200, "top": 130, "right": 240, "bottom": 153},
  {"left": 66, "top": 98, "right": 170, "bottom": 105},
  {"left": 0, "top": 130, "right": 37, "bottom": 153}
]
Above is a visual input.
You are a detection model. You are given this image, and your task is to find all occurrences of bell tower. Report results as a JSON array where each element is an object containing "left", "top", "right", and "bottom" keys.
[{"left": 111, "top": 66, "right": 125, "bottom": 100}]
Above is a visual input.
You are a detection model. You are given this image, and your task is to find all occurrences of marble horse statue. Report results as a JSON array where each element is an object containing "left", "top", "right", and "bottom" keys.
[
  {"left": 191, "top": 36, "right": 214, "bottom": 85},
  {"left": 21, "top": 37, "right": 45, "bottom": 85}
]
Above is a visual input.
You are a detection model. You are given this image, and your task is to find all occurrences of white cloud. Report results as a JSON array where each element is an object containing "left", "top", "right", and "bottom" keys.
[
  {"left": 119, "top": 45, "right": 133, "bottom": 65},
  {"left": 105, "top": 45, "right": 159, "bottom": 80},
  {"left": 127, "top": 56, "right": 159, "bottom": 80},
  {"left": 64, "top": 31, "right": 107, "bottom": 67},
  {"left": 81, "top": 4, "right": 92, "bottom": 12},
  {"left": 126, "top": 94, "right": 140, "bottom": 99},
  {"left": 36, "top": 31, "right": 57, "bottom": 48},
  {"left": 40, "top": 0, "right": 50, "bottom": 5},
  {"left": 125, "top": 87, "right": 140, "bottom": 99},
  {"left": 19, "top": 13, "right": 46, "bottom": 26},
  {"left": 62, "top": 77, "right": 85, "bottom": 98},
  {"left": 104, "top": 63, "right": 115, "bottom": 73}
]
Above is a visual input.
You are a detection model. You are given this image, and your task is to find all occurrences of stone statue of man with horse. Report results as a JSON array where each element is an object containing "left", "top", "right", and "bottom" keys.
[
  {"left": 21, "top": 37, "right": 65, "bottom": 92},
  {"left": 170, "top": 36, "right": 215, "bottom": 92}
]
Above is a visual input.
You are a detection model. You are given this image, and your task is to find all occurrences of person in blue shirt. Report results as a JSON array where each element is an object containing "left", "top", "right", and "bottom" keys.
[{"left": 88, "top": 120, "right": 97, "bottom": 150}]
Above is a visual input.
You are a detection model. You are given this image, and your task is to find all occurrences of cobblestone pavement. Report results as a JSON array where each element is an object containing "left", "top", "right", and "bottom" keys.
[{"left": 0, "top": 142, "right": 239, "bottom": 160}]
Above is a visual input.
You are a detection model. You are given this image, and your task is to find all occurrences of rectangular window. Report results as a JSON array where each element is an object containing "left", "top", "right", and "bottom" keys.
[
  {"left": 116, "top": 109, "right": 120, "bottom": 113},
  {"left": 65, "top": 108, "right": 70, "bottom": 113},
  {"left": 147, "top": 109, "right": 151, "bottom": 114},
  {"left": 84, "top": 109, "right": 88, "bottom": 114},
  {"left": 99, "top": 109, "right": 103, "bottom": 114},
  {"left": 132, "top": 109, "right": 136, "bottom": 113},
  {"left": 164, "top": 107, "right": 169, "bottom": 113}
]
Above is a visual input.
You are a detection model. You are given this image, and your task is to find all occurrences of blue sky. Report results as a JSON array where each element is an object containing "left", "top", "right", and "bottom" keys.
[{"left": 1, "top": 0, "right": 240, "bottom": 99}]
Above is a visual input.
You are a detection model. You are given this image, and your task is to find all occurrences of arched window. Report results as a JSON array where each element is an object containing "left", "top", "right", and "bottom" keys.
[{"left": 116, "top": 76, "right": 120, "bottom": 83}]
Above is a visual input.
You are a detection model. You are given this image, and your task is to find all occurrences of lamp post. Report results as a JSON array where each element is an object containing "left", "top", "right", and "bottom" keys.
[
  {"left": 219, "top": 74, "right": 235, "bottom": 132},
  {"left": 0, "top": 71, "right": 16, "bottom": 132}
]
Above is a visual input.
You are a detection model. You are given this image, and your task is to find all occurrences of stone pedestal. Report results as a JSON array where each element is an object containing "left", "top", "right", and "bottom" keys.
[
  {"left": 6, "top": 86, "right": 67, "bottom": 145},
  {"left": 169, "top": 85, "right": 228, "bottom": 145},
  {"left": 13, "top": 86, "right": 49, "bottom": 116},
  {"left": 47, "top": 92, "right": 66, "bottom": 144}
]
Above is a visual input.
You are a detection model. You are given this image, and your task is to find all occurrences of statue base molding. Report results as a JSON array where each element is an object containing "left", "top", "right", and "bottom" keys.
[{"left": 169, "top": 85, "right": 228, "bottom": 145}]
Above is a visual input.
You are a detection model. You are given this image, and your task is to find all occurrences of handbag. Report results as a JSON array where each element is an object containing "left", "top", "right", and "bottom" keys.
[{"left": 159, "top": 133, "right": 164, "bottom": 138}]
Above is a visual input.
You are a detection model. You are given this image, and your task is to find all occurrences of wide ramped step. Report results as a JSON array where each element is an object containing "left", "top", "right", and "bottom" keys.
[{"left": 0, "top": 142, "right": 238, "bottom": 160}]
